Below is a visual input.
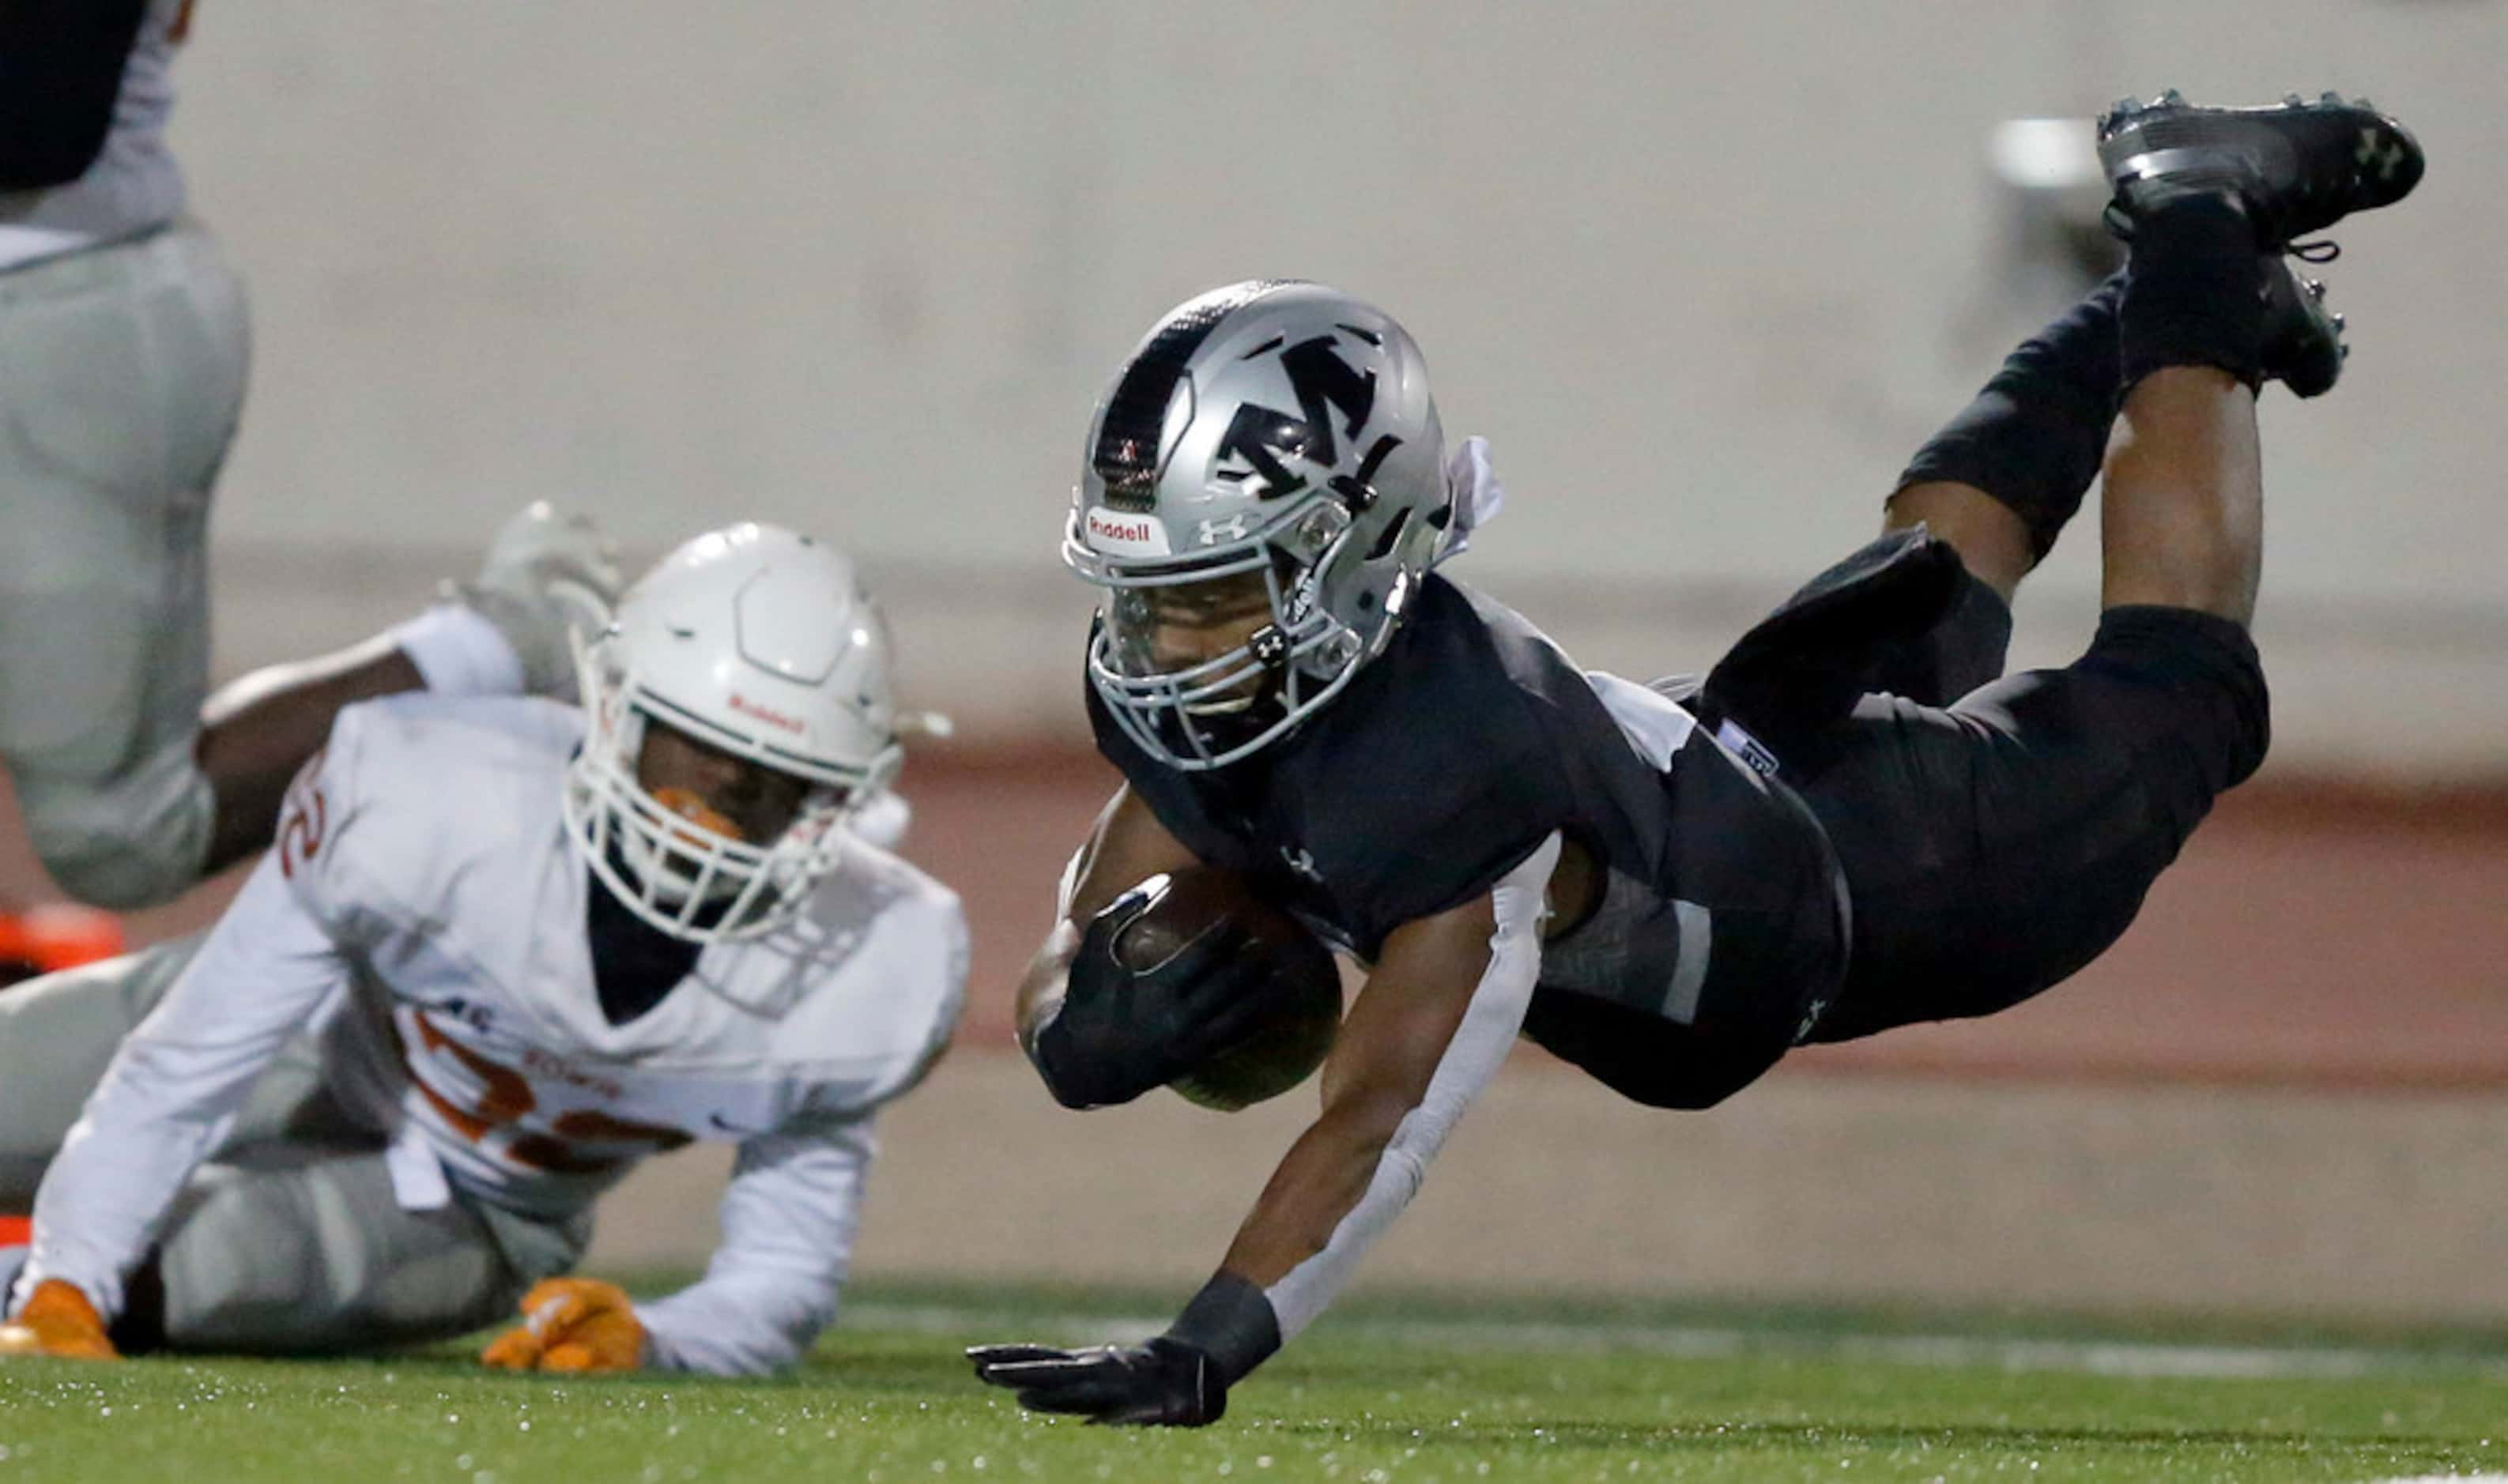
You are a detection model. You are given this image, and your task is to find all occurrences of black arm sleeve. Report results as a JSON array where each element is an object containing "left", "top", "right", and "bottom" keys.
[{"left": 0, "top": 0, "right": 152, "bottom": 190}]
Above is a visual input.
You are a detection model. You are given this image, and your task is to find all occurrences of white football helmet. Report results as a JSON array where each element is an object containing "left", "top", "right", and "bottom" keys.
[
  {"left": 562, "top": 523, "right": 903, "bottom": 943},
  {"left": 1064, "top": 281, "right": 1453, "bottom": 770}
]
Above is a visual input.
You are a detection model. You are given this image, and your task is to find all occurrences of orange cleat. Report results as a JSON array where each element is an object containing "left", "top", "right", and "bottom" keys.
[{"left": 0, "top": 1279, "right": 119, "bottom": 1361}]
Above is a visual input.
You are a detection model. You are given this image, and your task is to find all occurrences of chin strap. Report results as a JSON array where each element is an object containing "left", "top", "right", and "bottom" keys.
[{"left": 1433, "top": 435, "right": 1505, "bottom": 567}]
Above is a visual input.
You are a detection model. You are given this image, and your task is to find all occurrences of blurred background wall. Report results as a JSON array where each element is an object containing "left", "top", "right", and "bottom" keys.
[
  {"left": 6, "top": 1, "right": 2505, "bottom": 1318},
  {"left": 167, "top": 0, "right": 2507, "bottom": 774}
]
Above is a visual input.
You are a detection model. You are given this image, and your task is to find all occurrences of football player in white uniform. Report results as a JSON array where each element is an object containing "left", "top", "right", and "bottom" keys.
[
  {"left": 0, "top": 523, "right": 966, "bottom": 1376},
  {"left": 2, "top": 0, "right": 620, "bottom": 936}
]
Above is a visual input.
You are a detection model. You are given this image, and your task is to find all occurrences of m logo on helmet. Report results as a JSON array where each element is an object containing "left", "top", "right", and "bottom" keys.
[{"left": 1213, "top": 336, "right": 1380, "bottom": 501}]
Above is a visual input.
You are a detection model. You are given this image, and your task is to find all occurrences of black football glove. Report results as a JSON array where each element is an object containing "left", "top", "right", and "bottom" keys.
[
  {"left": 1027, "top": 878, "right": 1280, "bottom": 1109},
  {"left": 967, "top": 1338, "right": 1225, "bottom": 1426},
  {"left": 968, "top": 1271, "right": 1280, "bottom": 1428}
]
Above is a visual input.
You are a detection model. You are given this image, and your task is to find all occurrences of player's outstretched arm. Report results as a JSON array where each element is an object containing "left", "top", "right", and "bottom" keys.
[
  {"left": 9, "top": 855, "right": 355, "bottom": 1337},
  {"left": 7, "top": 741, "right": 364, "bottom": 1342},
  {"left": 972, "top": 834, "right": 1560, "bottom": 1426},
  {"left": 608, "top": 1114, "right": 878, "bottom": 1377},
  {"left": 481, "top": 1123, "right": 877, "bottom": 1377}
]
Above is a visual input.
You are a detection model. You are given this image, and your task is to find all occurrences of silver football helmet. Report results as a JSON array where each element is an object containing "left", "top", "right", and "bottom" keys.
[{"left": 1065, "top": 281, "right": 1452, "bottom": 770}]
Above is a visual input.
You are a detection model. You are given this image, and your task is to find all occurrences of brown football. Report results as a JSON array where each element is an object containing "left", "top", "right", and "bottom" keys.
[{"left": 1111, "top": 867, "right": 1344, "bottom": 1112}]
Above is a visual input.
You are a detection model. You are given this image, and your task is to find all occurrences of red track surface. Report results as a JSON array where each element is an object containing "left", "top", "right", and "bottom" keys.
[
  {"left": 8, "top": 749, "right": 2505, "bottom": 1089},
  {"left": 902, "top": 748, "right": 2508, "bottom": 1088}
]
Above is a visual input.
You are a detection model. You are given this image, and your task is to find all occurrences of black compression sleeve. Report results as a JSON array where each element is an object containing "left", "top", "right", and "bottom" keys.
[
  {"left": 1895, "top": 269, "right": 2127, "bottom": 559},
  {"left": 0, "top": 0, "right": 151, "bottom": 190}
]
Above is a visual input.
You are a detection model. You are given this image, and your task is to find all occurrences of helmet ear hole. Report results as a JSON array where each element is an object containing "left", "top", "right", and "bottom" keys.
[{"left": 1362, "top": 507, "right": 1414, "bottom": 563}]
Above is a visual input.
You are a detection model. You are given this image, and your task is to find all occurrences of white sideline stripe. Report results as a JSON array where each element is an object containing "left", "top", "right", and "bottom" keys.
[
  {"left": 1663, "top": 901, "right": 1711, "bottom": 1024},
  {"left": 850, "top": 1301, "right": 2508, "bottom": 1382}
]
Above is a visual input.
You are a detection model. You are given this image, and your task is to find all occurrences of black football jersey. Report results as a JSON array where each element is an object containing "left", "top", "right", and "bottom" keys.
[{"left": 1088, "top": 574, "right": 1848, "bottom": 1038}]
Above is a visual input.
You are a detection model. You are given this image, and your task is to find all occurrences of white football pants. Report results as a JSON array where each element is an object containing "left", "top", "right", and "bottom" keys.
[
  {"left": 0, "top": 937, "right": 585, "bottom": 1352},
  {"left": 0, "top": 221, "right": 242, "bottom": 909}
]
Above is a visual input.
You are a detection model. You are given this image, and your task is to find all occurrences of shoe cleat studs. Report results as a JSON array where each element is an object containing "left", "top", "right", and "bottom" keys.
[
  {"left": 2331, "top": 313, "right": 2346, "bottom": 331},
  {"left": 2159, "top": 88, "right": 2186, "bottom": 106},
  {"left": 2305, "top": 278, "right": 2326, "bottom": 301}
]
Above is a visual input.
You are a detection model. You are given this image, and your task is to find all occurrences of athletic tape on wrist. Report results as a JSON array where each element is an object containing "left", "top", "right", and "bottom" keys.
[{"left": 1163, "top": 1270, "right": 1282, "bottom": 1386}]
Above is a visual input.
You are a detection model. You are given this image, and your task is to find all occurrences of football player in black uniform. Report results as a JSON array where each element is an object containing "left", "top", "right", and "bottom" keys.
[{"left": 970, "top": 93, "right": 2423, "bottom": 1425}]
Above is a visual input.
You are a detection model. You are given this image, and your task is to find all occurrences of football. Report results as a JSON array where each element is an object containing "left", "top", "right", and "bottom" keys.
[{"left": 1110, "top": 867, "right": 1345, "bottom": 1112}]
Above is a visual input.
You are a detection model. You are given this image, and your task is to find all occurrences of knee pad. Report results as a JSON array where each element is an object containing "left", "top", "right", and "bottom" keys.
[{"left": 17, "top": 741, "right": 214, "bottom": 910}]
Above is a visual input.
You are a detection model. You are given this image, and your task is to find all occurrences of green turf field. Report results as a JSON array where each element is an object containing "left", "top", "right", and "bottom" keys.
[{"left": 3, "top": 1282, "right": 2505, "bottom": 1482}]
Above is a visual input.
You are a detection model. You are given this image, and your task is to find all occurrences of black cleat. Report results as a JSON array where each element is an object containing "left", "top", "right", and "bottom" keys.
[
  {"left": 2257, "top": 255, "right": 2345, "bottom": 397},
  {"left": 2098, "top": 90, "right": 2423, "bottom": 249}
]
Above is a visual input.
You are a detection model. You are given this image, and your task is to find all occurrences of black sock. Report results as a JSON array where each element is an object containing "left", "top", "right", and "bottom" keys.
[
  {"left": 1896, "top": 269, "right": 2126, "bottom": 559},
  {"left": 2118, "top": 193, "right": 2266, "bottom": 391}
]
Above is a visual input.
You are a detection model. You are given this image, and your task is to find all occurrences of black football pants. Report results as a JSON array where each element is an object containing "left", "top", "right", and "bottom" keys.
[{"left": 1796, "top": 580, "right": 2269, "bottom": 1042}]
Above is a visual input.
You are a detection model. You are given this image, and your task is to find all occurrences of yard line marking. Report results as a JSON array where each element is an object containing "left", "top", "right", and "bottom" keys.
[{"left": 843, "top": 1301, "right": 2508, "bottom": 1382}]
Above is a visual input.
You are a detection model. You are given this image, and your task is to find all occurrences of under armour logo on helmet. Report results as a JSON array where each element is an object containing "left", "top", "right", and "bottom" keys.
[
  {"left": 1196, "top": 513, "right": 1257, "bottom": 545},
  {"left": 1248, "top": 626, "right": 1291, "bottom": 669},
  {"left": 1213, "top": 335, "right": 1378, "bottom": 500}
]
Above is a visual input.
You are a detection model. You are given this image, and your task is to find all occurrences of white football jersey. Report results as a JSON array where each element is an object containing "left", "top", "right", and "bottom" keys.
[
  {"left": 286, "top": 695, "right": 965, "bottom": 1219},
  {"left": 18, "top": 693, "right": 966, "bottom": 1374}
]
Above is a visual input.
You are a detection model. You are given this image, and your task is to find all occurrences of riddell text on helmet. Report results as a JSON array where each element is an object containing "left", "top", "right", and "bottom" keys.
[{"left": 1084, "top": 507, "right": 1171, "bottom": 557}]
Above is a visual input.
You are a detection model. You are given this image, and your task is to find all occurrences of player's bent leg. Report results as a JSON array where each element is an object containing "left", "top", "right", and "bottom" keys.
[
  {"left": 1882, "top": 483, "right": 2035, "bottom": 601},
  {"left": 1799, "top": 605, "right": 2267, "bottom": 1041},
  {"left": 1806, "top": 96, "right": 2412, "bottom": 1038},
  {"left": 1856, "top": 273, "right": 2131, "bottom": 705},
  {"left": 0, "top": 938, "right": 204, "bottom": 1204},
  {"left": 1889, "top": 269, "right": 2129, "bottom": 588},
  {"left": 13, "top": 748, "right": 217, "bottom": 911},
  {"left": 0, "top": 224, "right": 245, "bottom": 910},
  {"left": 2101, "top": 365, "right": 2262, "bottom": 623},
  {"left": 125, "top": 1146, "right": 586, "bottom": 1356},
  {"left": 0, "top": 415, "right": 218, "bottom": 910},
  {"left": 5, "top": 238, "right": 615, "bottom": 897},
  {"left": 1846, "top": 522, "right": 2018, "bottom": 709}
]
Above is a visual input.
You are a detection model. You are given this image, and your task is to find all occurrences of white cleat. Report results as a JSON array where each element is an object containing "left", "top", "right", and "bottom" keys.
[{"left": 447, "top": 502, "right": 625, "bottom": 699}]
